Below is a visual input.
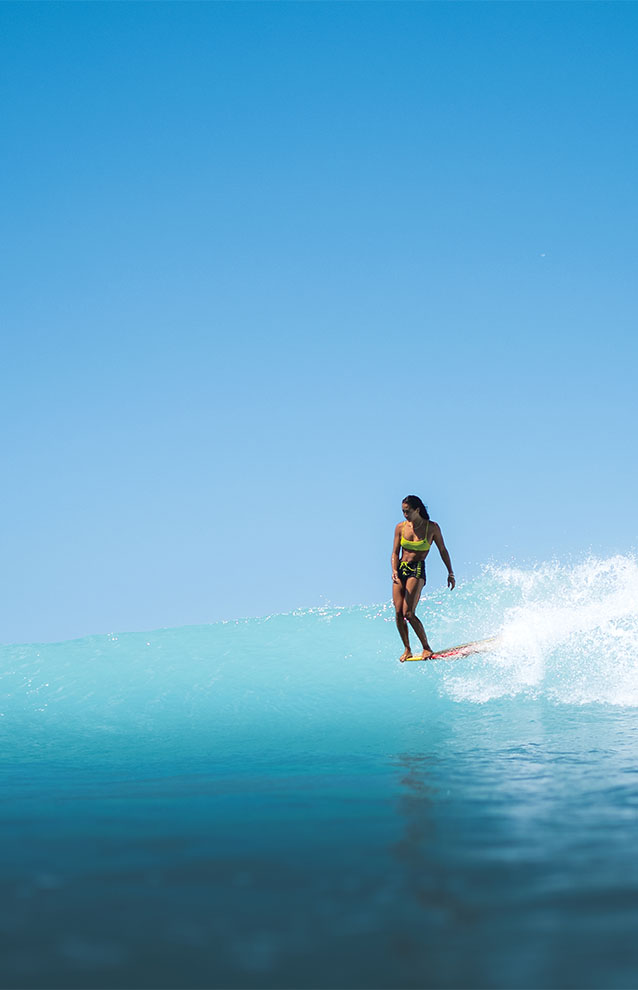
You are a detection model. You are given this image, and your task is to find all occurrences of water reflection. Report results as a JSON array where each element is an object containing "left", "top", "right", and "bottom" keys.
[{"left": 388, "top": 752, "right": 478, "bottom": 985}]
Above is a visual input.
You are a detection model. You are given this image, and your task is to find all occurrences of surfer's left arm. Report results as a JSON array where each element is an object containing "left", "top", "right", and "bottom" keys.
[{"left": 432, "top": 525, "right": 456, "bottom": 590}]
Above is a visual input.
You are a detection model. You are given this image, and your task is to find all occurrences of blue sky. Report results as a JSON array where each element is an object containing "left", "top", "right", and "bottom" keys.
[{"left": 2, "top": 1, "right": 637, "bottom": 643}]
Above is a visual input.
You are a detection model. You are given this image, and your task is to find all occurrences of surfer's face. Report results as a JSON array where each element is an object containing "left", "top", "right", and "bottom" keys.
[{"left": 402, "top": 503, "right": 417, "bottom": 521}]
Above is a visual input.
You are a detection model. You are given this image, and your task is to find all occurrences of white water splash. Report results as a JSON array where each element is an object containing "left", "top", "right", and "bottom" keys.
[{"left": 443, "top": 555, "right": 638, "bottom": 705}]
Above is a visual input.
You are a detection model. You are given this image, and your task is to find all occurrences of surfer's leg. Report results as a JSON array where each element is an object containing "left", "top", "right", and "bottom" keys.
[
  {"left": 393, "top": 579, "right": 412, "bottom": 661},
  {"left": 403, "top": 578, "right": 433, "bottom": 659}
]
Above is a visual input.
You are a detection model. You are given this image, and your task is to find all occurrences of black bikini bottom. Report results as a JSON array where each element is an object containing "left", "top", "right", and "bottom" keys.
[{"left": 398, "top": 560, "right": 426, "bottom": 585}]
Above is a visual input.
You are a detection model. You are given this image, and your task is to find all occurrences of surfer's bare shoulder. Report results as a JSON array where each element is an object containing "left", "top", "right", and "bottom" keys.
[{"left": 429, "top": 520, "right": 448, "bottom": 547}]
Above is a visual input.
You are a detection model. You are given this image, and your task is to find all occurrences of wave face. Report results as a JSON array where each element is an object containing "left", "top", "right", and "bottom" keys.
[{"left": 2, "top": 554, "right": 637, "bottom": 758}]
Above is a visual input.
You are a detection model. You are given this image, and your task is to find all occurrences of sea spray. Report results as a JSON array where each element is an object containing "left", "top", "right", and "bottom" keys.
[{"left": 443, "top": 554, "right": 638, "bottom": 705}]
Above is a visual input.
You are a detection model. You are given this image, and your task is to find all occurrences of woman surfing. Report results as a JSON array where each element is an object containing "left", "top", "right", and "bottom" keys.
[{"left": 392, "top": 495, "right": 456, "bottom": 662}]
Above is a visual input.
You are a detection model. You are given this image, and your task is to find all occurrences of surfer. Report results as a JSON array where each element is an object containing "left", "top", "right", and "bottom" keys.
[{"left": 392, "top": 495, "right": 455, "bottom": 662}]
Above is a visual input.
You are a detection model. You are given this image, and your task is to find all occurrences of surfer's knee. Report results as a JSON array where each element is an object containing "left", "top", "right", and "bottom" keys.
[{"left": 403, "top": 608, "right": 413, "bottom": 621}]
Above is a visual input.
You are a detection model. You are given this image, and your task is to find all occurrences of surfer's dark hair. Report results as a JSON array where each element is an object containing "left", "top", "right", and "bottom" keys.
[{"left": 402, "top": 495, "right": 430, "bottom": 521}]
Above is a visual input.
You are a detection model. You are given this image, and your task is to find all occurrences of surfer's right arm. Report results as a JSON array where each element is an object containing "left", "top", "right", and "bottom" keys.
[{"left": 391, "top": 524, "right": 402, "bottom": 584}]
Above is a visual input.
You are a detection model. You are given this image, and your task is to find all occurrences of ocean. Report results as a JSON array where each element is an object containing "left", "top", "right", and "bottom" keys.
[{"left": 2, "top": 554, "right": 638, "bottom": 989}]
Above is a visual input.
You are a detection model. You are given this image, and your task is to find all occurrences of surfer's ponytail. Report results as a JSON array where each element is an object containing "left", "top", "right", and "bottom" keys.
[{"left": 402, "top": 495, "right": 430, "bottom": 522}]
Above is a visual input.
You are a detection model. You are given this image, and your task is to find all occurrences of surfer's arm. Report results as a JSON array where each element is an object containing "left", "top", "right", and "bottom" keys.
[
  {"left": 433, "top": 525, "right": 455, "bottom": 589},
  {"left": 391, "top": 524, "right": 402, "bottom": 584}
]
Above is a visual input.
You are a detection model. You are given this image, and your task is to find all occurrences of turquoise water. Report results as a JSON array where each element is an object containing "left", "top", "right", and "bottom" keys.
[{"left": 3, "top": 555, "right": 638, "bottom": 989}]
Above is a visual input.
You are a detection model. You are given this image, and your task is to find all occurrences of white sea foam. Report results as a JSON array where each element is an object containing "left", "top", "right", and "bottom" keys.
[{"left": 443, "top": 555, "right": 638, "bottom": 705}]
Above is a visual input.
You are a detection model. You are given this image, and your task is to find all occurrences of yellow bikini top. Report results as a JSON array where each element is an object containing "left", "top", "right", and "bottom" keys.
[{"left": 400, "top": 522, "right": 431, "bottom": 552}]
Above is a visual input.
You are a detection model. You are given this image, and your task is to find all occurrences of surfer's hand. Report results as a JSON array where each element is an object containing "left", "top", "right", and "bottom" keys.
[
  {"left": 392, "top": 571, "right": 400, "bottom": 585},
  {"left": 448, "top": 572, "right": 456, "bottom": 590}
]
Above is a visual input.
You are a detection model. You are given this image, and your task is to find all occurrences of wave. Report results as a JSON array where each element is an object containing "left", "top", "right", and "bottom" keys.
[{"left": 2, "top": 555, "right": 638, "bottom": 754}]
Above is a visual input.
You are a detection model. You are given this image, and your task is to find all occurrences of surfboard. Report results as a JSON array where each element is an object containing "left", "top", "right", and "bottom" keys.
[{"left": 401, "top": 636, "right": 499, "bottom": 662}]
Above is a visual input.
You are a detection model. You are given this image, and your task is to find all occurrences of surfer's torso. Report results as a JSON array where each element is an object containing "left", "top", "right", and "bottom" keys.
[{"left": 398, "top": 520, "right": 438, "bottom": 562}]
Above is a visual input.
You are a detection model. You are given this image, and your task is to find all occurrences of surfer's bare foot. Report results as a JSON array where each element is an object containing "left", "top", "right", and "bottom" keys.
[
  {"left": 420, "top": 648, "right": 434, "bottom": 660},
  {"left": 399, "top": 648, "right": 413, "bottom": 663}
]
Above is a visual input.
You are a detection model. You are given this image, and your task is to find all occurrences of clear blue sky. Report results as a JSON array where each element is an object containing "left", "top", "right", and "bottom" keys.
[{"left": 2, "top": 1, "right": 637, "bottom": 643}]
